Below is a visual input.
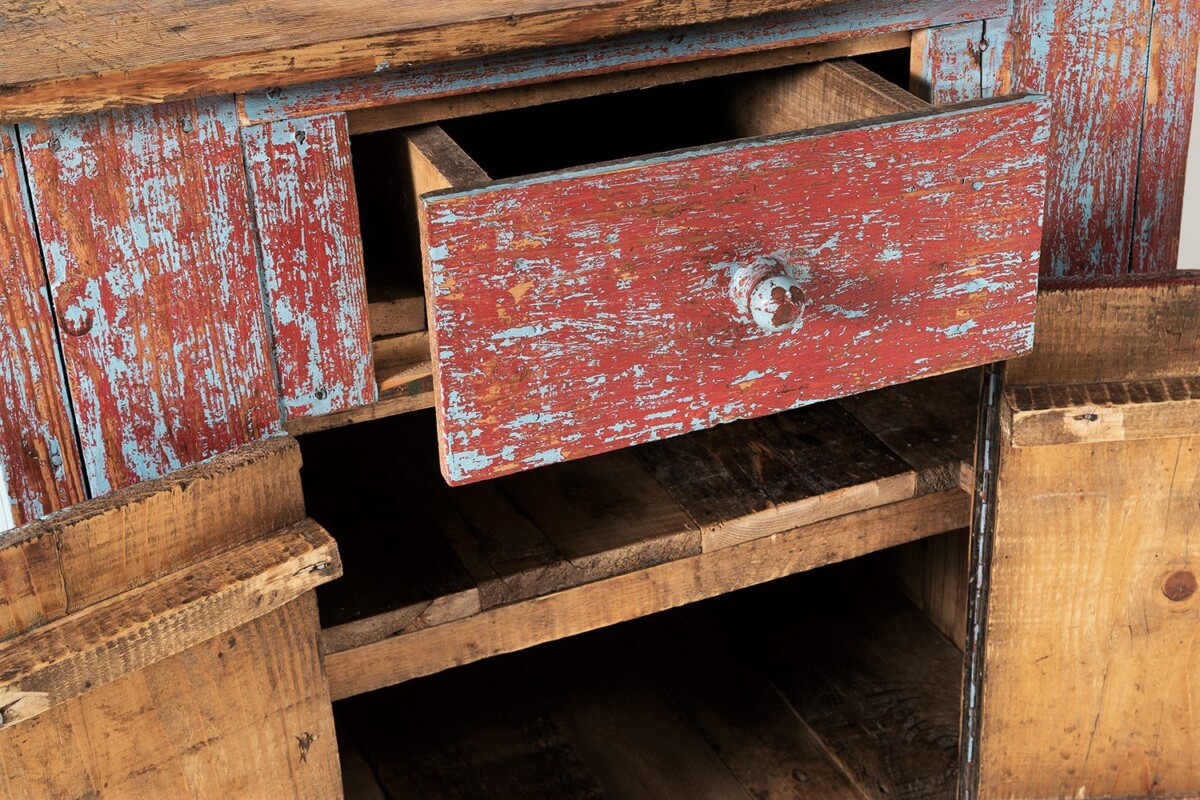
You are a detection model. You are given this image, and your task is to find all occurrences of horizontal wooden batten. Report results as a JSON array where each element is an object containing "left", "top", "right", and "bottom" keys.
[
  {"left": 414, "top": 70, "right": 1048, "bottom": 484},
  {"left": 237, "top": 0, "right": 1005, "bottom": 125},
  {"left": 1004, "top": 377, "right": 1200, "bottom": 447},
  {"left": 302, "top": 368, "right": 979, "bottom": 697},
  {"left": 0, "top": 519, "right": 340, "bottom": 729}
]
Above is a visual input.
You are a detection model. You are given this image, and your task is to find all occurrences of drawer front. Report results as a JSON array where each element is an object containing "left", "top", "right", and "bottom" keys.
[{"left": 420, "top": 96, "right": 1050, "bottom": 484}]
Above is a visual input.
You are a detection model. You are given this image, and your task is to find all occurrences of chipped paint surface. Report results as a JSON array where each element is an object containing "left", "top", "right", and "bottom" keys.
[
  {"left": 241, "top": 0, "right": 1007, "bottom": 123},
  {"left": 422, "top": 96, "right": 1051, "bottom": 484},
  {"left": 1130, "top": 0, "right": 1199, "bottom": 271},
  {"left": 20, "top": 97, "right": 281, "bottom": 495},
  {"left": 1003, "top": 0, "right": 1156, "bottom": 276},
  {"left": 243, "top": 113, "right": 376, "bottom": 419},
  {"left": 912, "top": 22, "right": 988, "bottom": 105},
  {"left": 0, "top": 125, "right": 86, "bottom": 523}
]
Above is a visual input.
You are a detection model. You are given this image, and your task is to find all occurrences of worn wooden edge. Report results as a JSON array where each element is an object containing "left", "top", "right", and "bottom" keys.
[
  {"left": 346, "top": 31, "right": 912, "bottom": 135},
  {"left": 374, "top": 331, "right": 434, "bottom": 393},
  {"left": 282, "top": 381, "right": 435, "bottom": 436},
  {"left": 324, "top": 488, "right": 969, "bottom": 699},
  {"left": 0, "top": 0, "right": 857, "bottom": 122},
  {"left": 1003, "top": 377, "right": 1200, "bottom": 447},
  {"left": 0, "top": 518, "right": 340, "bottom": 730}
]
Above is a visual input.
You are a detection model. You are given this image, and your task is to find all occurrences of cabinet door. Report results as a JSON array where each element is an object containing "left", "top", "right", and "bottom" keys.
[{"left": 0, "top": 436, "right": 344, "bottom": 800}]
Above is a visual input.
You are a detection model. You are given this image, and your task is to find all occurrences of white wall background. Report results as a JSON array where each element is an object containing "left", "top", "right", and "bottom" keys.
[{"left": 1180, "top": 59, "right": 1200, "bottom": 269}]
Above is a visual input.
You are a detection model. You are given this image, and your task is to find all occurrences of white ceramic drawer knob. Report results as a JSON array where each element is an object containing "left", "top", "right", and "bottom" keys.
[{"left": 730, "top": 257, "right": 808, "bottom": 332}]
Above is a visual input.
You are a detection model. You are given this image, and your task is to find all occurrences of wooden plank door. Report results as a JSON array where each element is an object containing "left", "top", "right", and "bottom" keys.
[
  {"left": 963, "top": 274, "right": 1200, "bottom": 798},
  {"left": 0, "top": 435, "right": 344, "bottom": 799}
]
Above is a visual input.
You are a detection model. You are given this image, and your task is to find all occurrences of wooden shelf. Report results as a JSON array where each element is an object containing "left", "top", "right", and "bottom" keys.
[
  {"left": 335, "top": 558, "right": 964, "bottom": 799},
  {"left": 299, "top": 368, "right": 981, "bottom": 699}
]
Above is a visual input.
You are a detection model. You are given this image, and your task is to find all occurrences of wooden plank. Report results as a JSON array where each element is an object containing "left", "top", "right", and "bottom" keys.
[
  {"left": 1006, "top": 274, "right": 1200, "bottom": 386},
  {"left": 726, "top": 58, "right": 927, "bottom": 139},
  {"left": 281, "top": 380, "right": 435, "bottom": 435},
  {"left": 722, "top": 563, "right": 964, "bottom": 800},
  {"left": 421, "top": 95, "right": 1048, "bottom": 484},
  {"left": 632, "top": 403, "right": 916, "bottom": 552},
  {"left": 0, "top": 436, "right": 304, "bottom": 642},
  {"left": 20, "top": 97, "right": 281, "bottom": 495},
  {"left": 326, "top": 487, "right": 970, "bottom": 699},
  {"left": 243, "top": 112, "right": 376, "bottom": 419},
  {"left": 1130, "top": 0, "right": 1200, "bottom": 272},
  {"left": 910, "top": 22, "right": 986, "bottom": 104},
  {"left": 628, "top": 610, "right": 862, "bottom": 798},
  {"left": 1005, "top": 377, "right": 1200, "bottom": 446},
  {"left": 0, "top": 0, "right": 1014, "bottom": 123},
  {"left": 0, "top": 125, "right": 85, "bottom": 526},
  {"left": 0, "top": 519, "right": 339, "bottom": 729},
  {"left": 367, "top": 282, "right": 425, "bottom": 338},
  {"left": 1003, "top": 0, "right": 1154, "bottom": 276},
  {"left": 347, "top": 32, "right": 911, "bottom": 135},
  {"left": 0, "top": 594, "right": 342, "bottom": 799},
  {"left": 839, "top": 368, "right": 982, "bottom": 494},
  {"left": 373, "top": 331, "right": 432, "bottom": 393},
  {"left": 241, "top": 0, "right": 1004, "bottom": 125},
  {"left": 977, "top": 432, "right": 1200, "bottom": 798},
  {"left": 299, "top": 416, "right": 480, "bottom": 653}
]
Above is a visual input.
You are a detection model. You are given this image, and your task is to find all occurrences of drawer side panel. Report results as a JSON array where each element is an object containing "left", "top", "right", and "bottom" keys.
[{"left": 423, "top": 97, "right": 1050, "bottom": 484}]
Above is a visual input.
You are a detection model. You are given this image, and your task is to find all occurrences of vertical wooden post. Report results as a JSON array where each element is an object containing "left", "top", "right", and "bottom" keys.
[
  {"left": 0, "top": 125, "right": 86, "bottom": 524},
  {"left": 243, "top": 112, "right": 377, "bottom": 419},
  {"left": 19, "top": 98, "right": 281, "bottom": 495}
]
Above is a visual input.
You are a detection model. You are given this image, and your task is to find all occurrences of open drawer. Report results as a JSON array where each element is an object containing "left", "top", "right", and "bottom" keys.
[{"left": 404, "top": 59, "right": 1050, "bottom": 484}]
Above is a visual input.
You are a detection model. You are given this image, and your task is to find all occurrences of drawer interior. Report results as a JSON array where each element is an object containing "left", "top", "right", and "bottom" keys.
[{"left": 417, "top": 58, "right": 927, "bottom": 185}]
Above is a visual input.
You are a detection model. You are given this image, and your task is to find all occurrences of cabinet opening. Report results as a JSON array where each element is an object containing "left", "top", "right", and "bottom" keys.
[{"left": 333, "top": 555, "right": 968, "bottom": 799}]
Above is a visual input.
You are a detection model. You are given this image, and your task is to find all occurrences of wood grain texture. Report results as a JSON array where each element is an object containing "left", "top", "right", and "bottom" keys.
[
  {"left": 1004, "top": 0, "right": 1155, "bottom": 276},
  {"left": 0, "top": 519, "right": 339, "bottom": 729},
  {"left": 243, "top": 112, "right": 376, "bottom": 419},
  {"left": 281, "top": 382, "right": 435, "bottom": 435},
  {"left": 325, "top": 488, "right": 969, "bottom": 699},
  {"left": 633, "top": 403, "right": 916, "bottom": 552},
  {"left": 839, "top": 368, "right": 982, "bottom": 494},
  {"left": 373, "top": 331, "right": 433, "bottom": 393},
  {"left": 0, "top": 0, "right": 1012, "bottom": 123},
  {"left": 979, "top": 433, "right": 1200, "bottom": 798},
  {"left": 0, "top": 595, "right": 342, "bottom": 800},
  {"left": 875, "top": 528, "right": 970, "bottom": 650},
  {"left": 238, "top": 0, "right": 1005, "bottom": 125},
  {"left": 911, "top": 22, "right": 987, "bottom": 105},
  {"left": 367, "top": 283, "right": 425, "bottom": 338},
  {"left": 0, "top": 126, "right": 85, "bottom": 526},
  {"left": 1006, "top": 273, "right": 1200, "bottom": 385},
  {"left": 420, "top": 95, "right": 1049, "bottom": 484},
  {"left": 1130, "top": 0, "right": 1200, "bottom": 272},
  {"left": 1005, "top": 377, "right": 1200, "bottom": 446},
  {"left": 0, "top": 436, "right": 304, "bottom": 643},
  {"left": 20, "top": 96, "right": 281, "bottom": 495}
]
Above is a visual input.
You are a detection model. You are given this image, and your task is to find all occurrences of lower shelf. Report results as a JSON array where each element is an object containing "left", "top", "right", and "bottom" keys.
[
  {"left": 335, "top": 556, "right": 965, "bottom": 800},
  {"left": 300, "top": 368, "right": 981, "bottom": 699}
]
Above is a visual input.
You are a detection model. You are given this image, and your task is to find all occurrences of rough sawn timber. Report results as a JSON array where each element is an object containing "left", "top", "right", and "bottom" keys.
[{"left": 419, "top": 95, "right": 1049, "bottom": 484}]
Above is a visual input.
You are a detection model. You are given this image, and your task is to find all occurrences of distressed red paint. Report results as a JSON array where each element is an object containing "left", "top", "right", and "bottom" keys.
[
  {"left": 912, "top": 22, "right": 987, "bottom": 105},
  {"left": 20, "top": 97, "right": 281, "bottom": 495},
  {"left": 0, "top": 126, "right": 85, "bottom": 523},
  {"left": 420, "top": 96, "right": 1051, "bottom": 484},
  {"left": 243, "top": 113, "right": 376, "bottom": 419},
  {"left": 1131, "top": 0, "right": 1199, "bottom": 271},
  {"left": 1005, "top": 0, "right": 1155, "bottom": 276}
]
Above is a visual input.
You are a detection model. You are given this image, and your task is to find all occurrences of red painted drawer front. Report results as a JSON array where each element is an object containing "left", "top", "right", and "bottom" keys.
[{"left": 421, "top": 96, "right": 1050, "bottom": 484}]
